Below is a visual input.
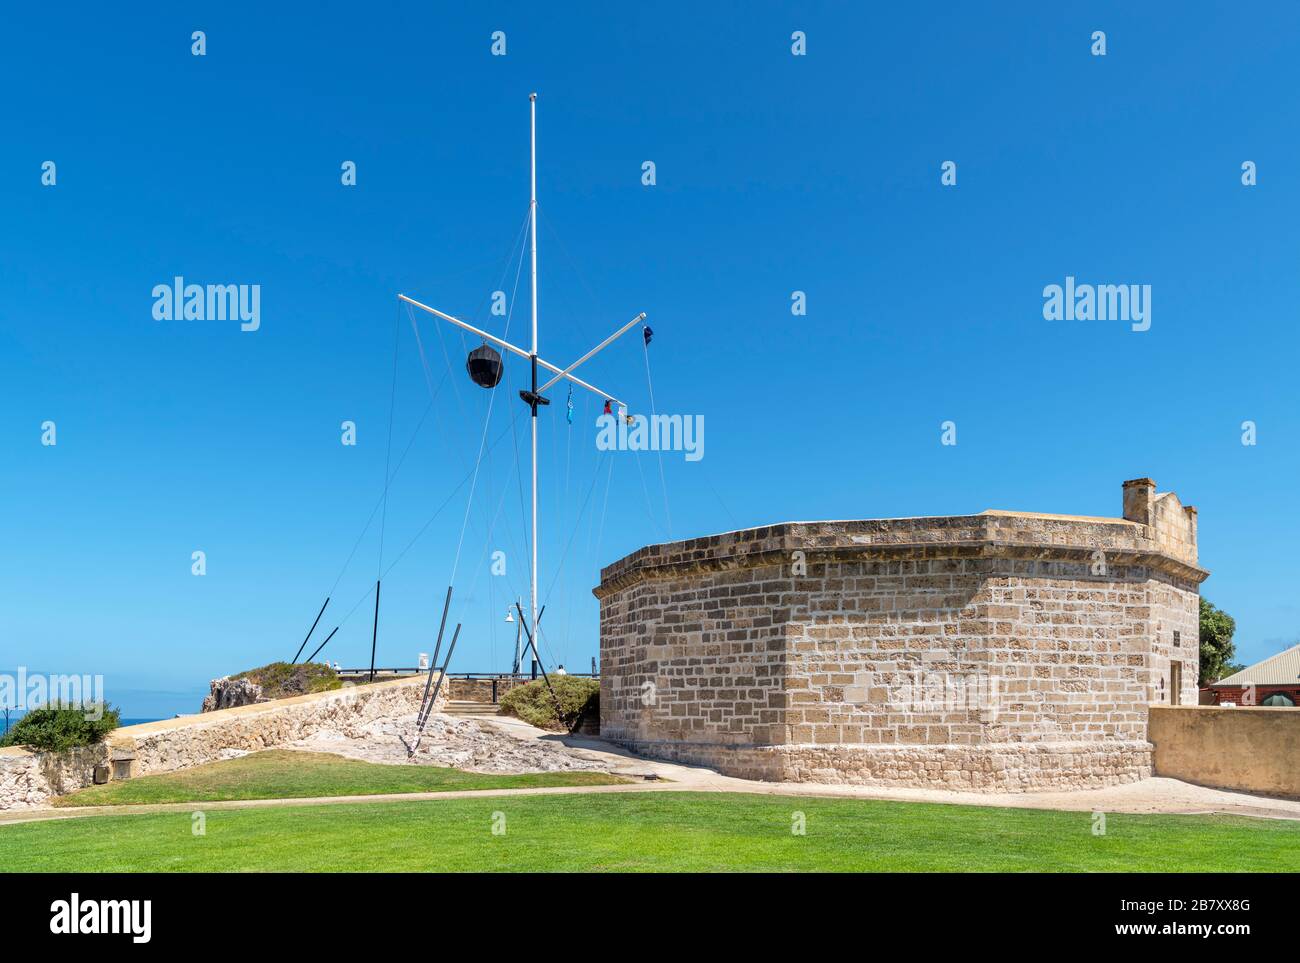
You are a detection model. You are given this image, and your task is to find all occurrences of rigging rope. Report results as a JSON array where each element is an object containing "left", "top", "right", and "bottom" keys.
[
  {"left": 542, "top": 448, "right": 608, "bottom": 603},
  {"left": 642, "top": 329, "right": 672, "bottom": 537},
  {"left": 450, "top": 211, "right": 529, "bottom": 586},
  {"left": 307, "top": 208, "right": 533, "bottom": 666},
  {"left": 327, "top": 402, "right": 532, "bottom": 636},
  {"left": 377, "top": 299, "right": 401, "bottom": 575},
  {"left": 325, "top": 394, "right": 437, "bottom": 600},
  {"left": 393, "top": 206, "right": 531, "bottom": 589}
]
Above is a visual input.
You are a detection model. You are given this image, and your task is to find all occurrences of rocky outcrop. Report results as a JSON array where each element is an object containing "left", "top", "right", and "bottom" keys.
[
  {"left": 290, "top": 713, "right": 608, "bottom": 773},
  {"left": 201, "top": 676, "right": 267, "bottom": 712}
]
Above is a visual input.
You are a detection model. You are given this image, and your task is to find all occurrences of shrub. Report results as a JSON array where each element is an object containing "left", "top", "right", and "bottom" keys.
[
  {"left": 232, "top": 661, "right": 341, "bottom": 699},
  {"left": 0, "top": 704, "right": 121, "bottom": 753},
  {"left": 499, "top": 676, "right": 598, "bottom": 731}
]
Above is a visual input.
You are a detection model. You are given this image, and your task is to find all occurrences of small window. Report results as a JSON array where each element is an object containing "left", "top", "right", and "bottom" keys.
[
  {"left": 1262, "top": 693, "right": 1295, "bottom": 707},
  {"left": 1173, "top": 630, "right": 1181, "bottom": 648}
]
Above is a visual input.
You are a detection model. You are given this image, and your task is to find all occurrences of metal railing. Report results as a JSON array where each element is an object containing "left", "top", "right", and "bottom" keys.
[
  {"left": 334, "top": 668, "right": 599, "bottom": 704},
  {"left": 334, "top": 669, "right": 598, "bottom": 678}
]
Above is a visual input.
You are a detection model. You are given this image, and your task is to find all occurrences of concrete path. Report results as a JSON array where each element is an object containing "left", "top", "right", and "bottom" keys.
[
  {"left": 471, "top": 710, "right": 1300, "bottom": 821},
  {"left": 4, "top": 707, "right": 1299, "bottom": 826}
]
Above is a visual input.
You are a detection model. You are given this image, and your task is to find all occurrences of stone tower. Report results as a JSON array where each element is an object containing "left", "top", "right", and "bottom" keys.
[{"left": 595, "top": 478, "right": 1206, "bottom": 791}]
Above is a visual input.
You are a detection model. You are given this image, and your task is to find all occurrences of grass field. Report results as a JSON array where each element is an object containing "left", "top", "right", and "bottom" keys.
[
  {"left": 8, "top": 790, "right": 1299, "bottom": 872},
  {"left": 52, "top": 750, "right": 626, "bottom": 807}
]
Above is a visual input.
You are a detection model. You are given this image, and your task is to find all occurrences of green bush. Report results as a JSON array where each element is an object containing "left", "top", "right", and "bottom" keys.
[
  {"left": 0, "top": 704, "right": 121, "bottom": 753},
  {"left": 499, "top": 676, "right": 598, "bottom": 731},
  {"left": 232, "top": 661, "right": 341, "bottom": 698}
]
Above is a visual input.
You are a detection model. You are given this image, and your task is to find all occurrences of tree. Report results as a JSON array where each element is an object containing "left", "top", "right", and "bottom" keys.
[{"left": 1199, "top": 598, "right": 1238, "bottom": 685}]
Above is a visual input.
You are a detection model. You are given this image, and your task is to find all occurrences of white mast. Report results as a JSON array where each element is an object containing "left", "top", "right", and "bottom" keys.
[
  {"left": 529, "top": 92, "right": 540, "bottom": 675},
  {"left": 398, "top": 93, "right": 646, "bottom": 677}
]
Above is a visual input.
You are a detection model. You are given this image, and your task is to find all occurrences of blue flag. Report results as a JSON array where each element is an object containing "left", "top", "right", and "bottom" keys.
[
  {"left": 566, "top": 385, "right": 574, "bottom": 425},
  {"left": 643, "top": 325, "right": 654, "bottom": 346}
]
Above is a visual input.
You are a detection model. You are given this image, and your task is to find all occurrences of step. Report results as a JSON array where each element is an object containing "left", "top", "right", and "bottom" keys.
[{"left": 444, "top": 701, "right": 501, "bottom": 716}]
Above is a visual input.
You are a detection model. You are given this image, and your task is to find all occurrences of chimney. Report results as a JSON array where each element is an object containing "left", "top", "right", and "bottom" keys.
[{"left": 1122, "top": 477, "right": 1156, "bottom": 526}]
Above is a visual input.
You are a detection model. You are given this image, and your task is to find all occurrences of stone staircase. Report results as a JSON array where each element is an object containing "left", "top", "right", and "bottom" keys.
[
  {"left": 443, "top": 699, "right": 599, "bottom": 736},
  {"left": 444, "top": 700, "right": 501, "bottom": 719}
]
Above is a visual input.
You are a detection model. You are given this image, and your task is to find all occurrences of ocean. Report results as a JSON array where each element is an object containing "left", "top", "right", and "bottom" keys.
[{"left": 1, "top": 715, "right": 166, "bottom": 738}]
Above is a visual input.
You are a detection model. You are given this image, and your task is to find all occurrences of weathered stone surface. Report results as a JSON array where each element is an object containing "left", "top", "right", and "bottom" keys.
[
  {"left": 596, "top": 478, "right": 1206, "bottom": 792},
  {"left": 0, "top": 745, "right": 109, "bottom": 810},
  {"left": 288, "top": 713, "right": 608, "bottom": 772}
]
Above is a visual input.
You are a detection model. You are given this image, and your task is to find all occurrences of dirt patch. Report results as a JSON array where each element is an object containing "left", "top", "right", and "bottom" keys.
[{"left": 284, "top": 712, "right": 608, "bottom": 774}]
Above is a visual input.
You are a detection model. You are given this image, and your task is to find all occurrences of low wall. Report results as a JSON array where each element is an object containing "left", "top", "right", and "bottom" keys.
[
  {"left": 1149, "top": 705, "right": 1300, "bottom": 798},
  {"left": 0, "top": 674, "right": 442, "bottom": 810},
  {"left": 0, "top": 745, "right": 110, "bottom": 810},
  {"left": 448, "top": 676, "right": 532, "bottom": 704}
]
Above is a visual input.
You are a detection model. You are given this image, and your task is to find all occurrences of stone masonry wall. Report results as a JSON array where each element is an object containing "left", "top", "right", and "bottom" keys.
[
  {"left": 447, "top": 676, "right": 532, "bottom": 704},
  {"left": 0, "top": 674, "right": 442, "bottom": 810},
  {"left": 596, "top": 479, "right": 1206, "bottom": 791}
]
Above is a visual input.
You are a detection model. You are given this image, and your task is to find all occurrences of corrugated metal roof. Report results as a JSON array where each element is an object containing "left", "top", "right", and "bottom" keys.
[{"left": 1214, "top": 642, "right": 1300, "bottom": 686}]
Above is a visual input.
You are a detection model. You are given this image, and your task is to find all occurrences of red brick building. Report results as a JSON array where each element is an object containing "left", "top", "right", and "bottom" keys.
[{"left": 1205, "top": 642, "right": 1300, "bottom": 707}]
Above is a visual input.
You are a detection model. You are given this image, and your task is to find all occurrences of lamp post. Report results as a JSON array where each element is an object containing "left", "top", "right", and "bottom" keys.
[{"left": 506, "top": 601, "right": 523, "bottom": 675}]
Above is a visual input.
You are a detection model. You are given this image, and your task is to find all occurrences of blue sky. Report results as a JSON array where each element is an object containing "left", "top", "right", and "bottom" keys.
[{"left": 2, "top": 2, "right": 1298, "bottom": 717}]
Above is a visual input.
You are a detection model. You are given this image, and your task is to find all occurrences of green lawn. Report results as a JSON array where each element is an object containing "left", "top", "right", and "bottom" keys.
[
  {"left": 52, "top": 750, "right": 625, "bottom": 807},
  {"left": 7, "top": 791, "right": 1299, "bottom": 872}
]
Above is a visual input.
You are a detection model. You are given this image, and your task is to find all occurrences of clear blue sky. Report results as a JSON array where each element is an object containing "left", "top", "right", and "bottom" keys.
[{"left": 3, "top": 2, "right": 1297, "bottom": 717}]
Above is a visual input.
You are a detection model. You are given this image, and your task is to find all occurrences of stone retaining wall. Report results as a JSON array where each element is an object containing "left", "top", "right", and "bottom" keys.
[
  {"left": 0, "top": 745, "right": 111, "bottom": 811},
  {"left": 0, "top": 674, "right": 442, "bottom": 810},
  {"left": 1150, "top": 705, "right": 1300, "bottom": 798},
  {"left": 448, "top": 676, "right": 532, "bottom": 704}
]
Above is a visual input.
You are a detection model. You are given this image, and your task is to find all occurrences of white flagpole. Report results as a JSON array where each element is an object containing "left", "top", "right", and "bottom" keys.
[
  {"left": 529, "top": 92, "right": 540, "bottom": 676},
  {"left": 398, "top": 93, "right": 646, "bottom": 683}
]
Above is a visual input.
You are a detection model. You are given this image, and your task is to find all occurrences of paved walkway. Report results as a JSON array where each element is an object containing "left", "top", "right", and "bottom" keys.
[
  {"left": 475, "top": 710, "right": 1300, "bottom": 820},
  {"left": 4, "top": 708, "right": 1299, "bottom": 826}
]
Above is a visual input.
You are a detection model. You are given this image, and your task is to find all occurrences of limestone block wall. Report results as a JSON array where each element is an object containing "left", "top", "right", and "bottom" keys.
[
  {"left": 596, "top": 479, "right": 1206, "bottom": 791},
  {"left": 0, "top": 674, "right": 441, "bottom": 810},
  {"left": 447, "top": 676, "right": 532, "bottom": 704}
]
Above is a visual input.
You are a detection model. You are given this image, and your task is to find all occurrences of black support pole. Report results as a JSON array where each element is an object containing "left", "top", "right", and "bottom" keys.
[
  {"left": 515, "top": 601, "right": 565, "bottom": 727},
  {"left": 292, "top": 597, "right": 330, "bottom": 664},
  {"left": 429, "top": 587, "right": 453, "bottom": 676},
  {"left": 368, "top": 579, "right": 381, "bottom": 682},
  {"left": 304, "top": 626, "right": 339, "bottom": 665},
  {"left": 528, "top": 604, "right": 546, "bottom": 678},
  {"left": 410, "top": 623, "right": 462, "bottom": 754},
  {"left": 416, "top": 587, "right": 454, "bottom": 724},
  {"left": 418, "top": 623, "right": 461, "bottom": 730}
]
